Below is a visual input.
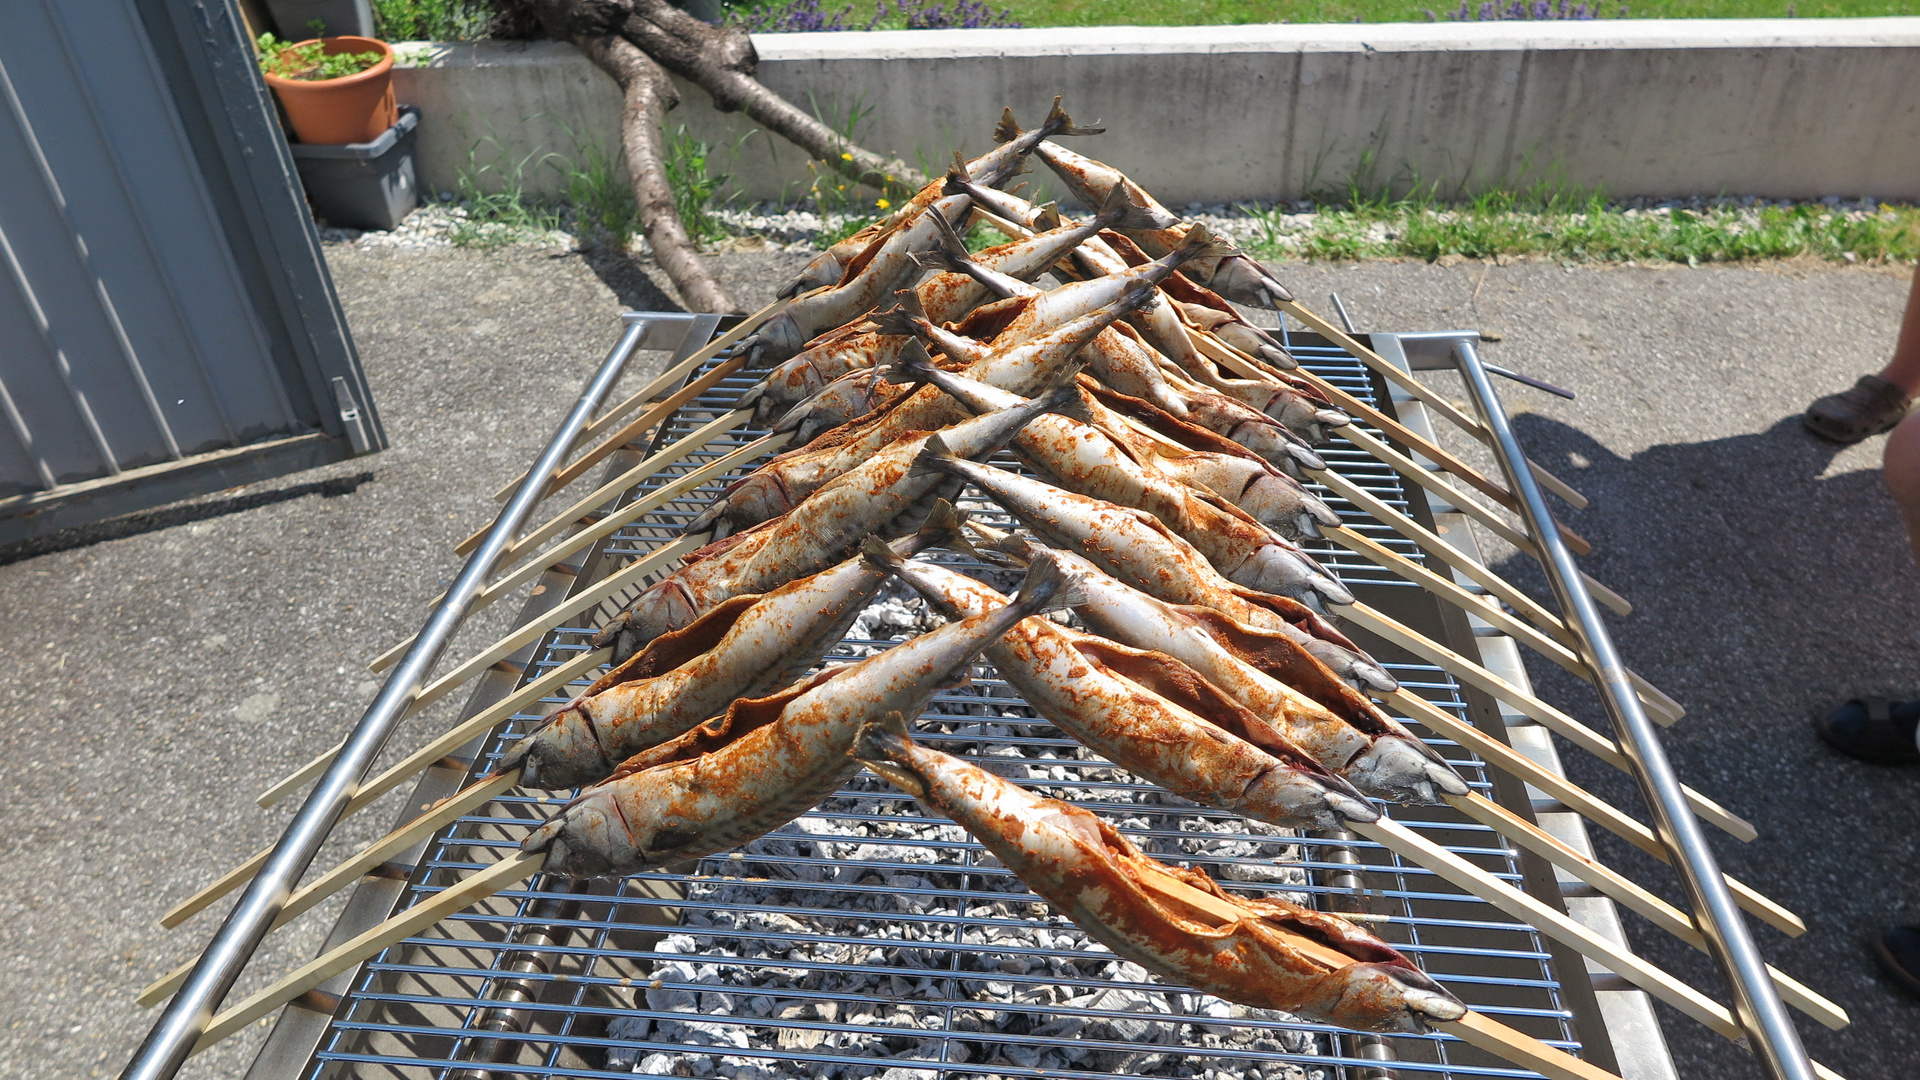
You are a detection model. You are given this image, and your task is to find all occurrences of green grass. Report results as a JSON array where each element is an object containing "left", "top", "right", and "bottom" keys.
[
  {"left": 1240, "top": 188, "right": 1920, "bottom": 264},
  {"left": 998, "top": 0, "right": 1915, "bottom": 23},
  {"left": 371, "top": 0, "right": 492, "bottom": 40}
]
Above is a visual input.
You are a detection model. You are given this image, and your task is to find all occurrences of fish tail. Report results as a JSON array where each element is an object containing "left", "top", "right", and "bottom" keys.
[
  {"left": 910, "top": 249, "right": 963, "bottom": 275},
  {"left": 860, "top": 533, "right": 909, "bottom": 575},
  {"left": 1115, "top": 186, "right": 1181, "bottom": 232},
  {"left": 884, "top": 338, "right": 944, "bottom": 387},
  {"left": 943, "top": 152, "right": 973, "bottom": 196},
  {"left": 913, "top": 498, "right": 969, "bottom": 550},
  {"left": 1032, "top": 202, "right": 1062, "bottom": 231},
  {"left": 1010, "top": 548, "right": 1088, "bottom": 618},
  {"left": 907, "top": 432, "right": 960, "bottom": 482},
  {"left": 1040, "top": 96, "right": 1105, "bottom": 139},
  {"left": 931, "top": 208, "right": 975, "bottom": 260},
  {"left": 852, "top": 711, "right": 925, "bottom": 796},
  {"left": 992, "top": 107, "right": 1022, "bottom": 146},
  {"left": 1172, "top": 223, "right": 1235, "bottom": 266},
  {"left": 865, "top": 292, "right": 925, "bottom": 338}
]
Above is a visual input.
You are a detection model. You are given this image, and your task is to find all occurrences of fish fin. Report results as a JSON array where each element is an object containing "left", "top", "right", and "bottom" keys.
[
  {"left": 683, "top": 496, "right": 731, "bottom": 536},
  {"left": 912, "top": 498, "right": 970, "bottom": 550},
  {"left": 1033, "top": 202, "right": 1062, "bottom": 231},
  {"left": 1040, "top": 96, "right": 1105, "bottom": 138},
  {"left": 852, "top": 711, "right": 924, "bottom": 795},
  {"left": 865, "top": 293, "right": 926, "bottom": 339},
  {"left": 910, "top": 249, "right": 963, "bottom": 274},
  {"left": 1172, "top": 223, "right": 1235, "bottom": 265},
  {"left": 992, "top": 107, "right": 1022, "bottom": 145},
  {"left": 884, "top": 338, "right": 944, "bottom": 388},
  {"left": 1011, "top": 548, "right": 1089, "bottom": 617},
  {"left": 1092, "top": 184, "right": 1132, "bottom": 227},
  {"left": 860, "top": 533, "right": 909, "bottom": 575},
  {"left": 942, "top": 152, "right": 973, "bottom": 197},
  {"left": 908, "top": 432, "right": 959, "bottom": 482},
  {"left": 930, "top": 208, "right": 975, "bottom": 260}
]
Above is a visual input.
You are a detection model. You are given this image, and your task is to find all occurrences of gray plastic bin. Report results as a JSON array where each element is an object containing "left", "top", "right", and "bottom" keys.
[{"left": 289, "top": 105, "right": 419, "bottom": 230}]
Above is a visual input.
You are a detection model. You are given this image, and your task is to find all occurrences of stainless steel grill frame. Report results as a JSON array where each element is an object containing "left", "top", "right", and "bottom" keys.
[{"left": 239, "top": 315, "right": 1670, "bottom": 1080}]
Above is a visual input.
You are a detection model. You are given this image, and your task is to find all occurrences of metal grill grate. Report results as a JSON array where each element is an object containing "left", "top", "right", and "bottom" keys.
[{"left": 297, "top": 332, "right": 1590, "bottom": 1080}]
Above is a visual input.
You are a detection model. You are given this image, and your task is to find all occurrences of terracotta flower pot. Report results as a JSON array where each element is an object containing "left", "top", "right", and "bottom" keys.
[{"left": 263, "top": 36, "right": 397, "bottom": 146}]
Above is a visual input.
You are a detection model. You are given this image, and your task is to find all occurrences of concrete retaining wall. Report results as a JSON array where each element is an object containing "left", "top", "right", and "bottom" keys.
[{"left": 391, "top": 20, "right": 1920, "bottom": 205}]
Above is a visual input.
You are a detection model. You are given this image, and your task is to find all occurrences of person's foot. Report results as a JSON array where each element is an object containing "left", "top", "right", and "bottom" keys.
[
  {"left": 1814, "top": 698, "right": 1920, "bottom": 764},
  {"left": 1871, "top": 926, "right": 1920, "bottom": 997},
  {"left": 1804, "top": 375, "right": 1911, "bottom": 443}
]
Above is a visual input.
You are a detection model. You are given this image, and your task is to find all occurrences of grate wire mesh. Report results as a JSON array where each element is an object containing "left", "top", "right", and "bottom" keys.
[{"left": 298, "top": 330, "right": 1588, "bottom": 1080}]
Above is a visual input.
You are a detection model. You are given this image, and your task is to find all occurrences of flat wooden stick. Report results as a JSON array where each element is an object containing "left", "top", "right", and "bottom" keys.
[
  {"left": 1324, "top": 524, "right": 1679, "bottom": 725},
  {"left": 460, "top": 355, "right": 749, "bottom": 556},
  {"left": 1276, "top": 299, "right": 1589, "bottom": 510},
  {"left": 189, "top": 848, "right": 548, "bottom": 1055},
  {"left": 1352, "top": 816, "right": 1742, "bottom": 1040},
  {"left": 1194, "top": 330, "right": 1589, "bottom": 521},
  {"left": 1343, "top": 602, "right": 1753, "bottom": 841},
  {"left": 1449, "top": 792, "right": 1846, "bottom": 1030},
  {"left": 160, "top": 649, "right": 605, "bottom": 931},
  {"left": 374, "top": 420, "right": 784, "bottom": 673},
  {"left": 1434, "top": 1011, "right": 1621, "bottom": 1080},
  {"left": 1132, "top": 863, "right": 1625, "bottom": 1080},
  {"left": 141, "top": 771, "right": 520, "bottom": 1007},
  {"left": 1382, "top": 689, "right": 1803, "bottom": 936},
  {"left": 489, "top": 299, "right": 787, "bottom": 502}
]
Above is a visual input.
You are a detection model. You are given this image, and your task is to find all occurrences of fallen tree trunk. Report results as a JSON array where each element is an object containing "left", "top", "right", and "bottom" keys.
[{"left": 502, "top": 0, "right": 929, "bottom": 315}]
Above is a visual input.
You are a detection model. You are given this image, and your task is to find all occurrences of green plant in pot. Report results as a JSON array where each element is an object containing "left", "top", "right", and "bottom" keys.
[{"left": 257, "top": 23, "right": 397, "bottom": 145}]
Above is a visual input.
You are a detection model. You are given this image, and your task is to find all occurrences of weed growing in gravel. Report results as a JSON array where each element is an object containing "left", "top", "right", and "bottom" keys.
[
  {"left": 663, "top": 124, "right": 740, "bottom": 247},
  {"left": 372, "top": 0, "right": 492, "bottom": 40},
  {"left": 448, "top": 141, "right": 564, "bottom": 249}
]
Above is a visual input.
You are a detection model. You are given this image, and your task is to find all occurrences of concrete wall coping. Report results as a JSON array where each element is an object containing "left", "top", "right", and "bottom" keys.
[{"left": 396, "top": 17, "right": 1920, "bottom": 68}]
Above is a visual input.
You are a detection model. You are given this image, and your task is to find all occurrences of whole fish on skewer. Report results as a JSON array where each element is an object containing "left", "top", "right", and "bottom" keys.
[
  {"left": 980, "top": 532, "right": 1459, "bottom": 803},
  {"left": 499, "top": 504, "right": 969, "bottom": 790},
  {"left": 595, "top": 380, "right": 1076, "bottom": 661},
  {"left": 527, "top": 549, "right": 1083, "bottom": 877},
  {"left": 688, "top": 289, "right": 1154, "bottom": 540},
  {"left": 912, "top": 447, "right": 1393, "bottom": 690},
  {"left": 777, "top": 98, "right": 1103, "bottom": 298},
  {"left": 892, "top": 349, "right": 1345, "bottom": 602},
  {"left": 744, "top": 180, "right": 1172, "bottom": 422},
  {"left": 1014, "top": 123, "right": 1295, "bottom": 310},
  {"left": 853, "top": 717, "right": 1468, "bottom": 1033},
  {"left": 739, "top": 194, "right": 973, "bottom": 366},
  {"left": 864, "top": 541, "right": 1376, "bottom": 830}
]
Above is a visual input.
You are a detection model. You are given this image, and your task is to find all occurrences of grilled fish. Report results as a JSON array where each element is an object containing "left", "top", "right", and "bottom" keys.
[
  {"left": 526, "top": 549, "right": 1084, "bottom": 877},
  {"left": 500, "top": 504, "right": 969, "bottom": 789},
  {"left": 854, "top": 717, "right": 1468, "bottom": 1033},
  {"left": 868, "top": 543, "right": 1376, "bottom": 831},
  {"left": 598, "top": 383, "right": 1074, "bottom": 660}
]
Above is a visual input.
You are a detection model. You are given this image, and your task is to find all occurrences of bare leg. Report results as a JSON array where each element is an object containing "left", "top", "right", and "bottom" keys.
[
  {"left": 1885, "top": 409, "right": 1920, "bottom": 568},
  {"left": 1805, "top": 267, "right": 1920, "bottom": 442},
  {"left": 1874, "top": 267, "right": 1920, "bottom": 395}
]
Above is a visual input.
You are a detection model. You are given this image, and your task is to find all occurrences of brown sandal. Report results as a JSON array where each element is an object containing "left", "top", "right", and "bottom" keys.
[{"left": 1804, "top": 374, "right": 1911, "bottom": 443}]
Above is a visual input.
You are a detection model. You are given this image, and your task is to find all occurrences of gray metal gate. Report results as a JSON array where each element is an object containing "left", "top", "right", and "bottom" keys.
[{"left": 0, "top": 0, "right": 383, "bottom": 544}]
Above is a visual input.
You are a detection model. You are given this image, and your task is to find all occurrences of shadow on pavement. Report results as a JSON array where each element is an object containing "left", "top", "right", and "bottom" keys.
[
  {"left": 578, "top": 245, "right": 684, "bottom": 313},
  {"left": 0, "top": 470, "right": 375, "bottom": 568},
  {"left": 1481, "top": 412, "right": 1920, "bottom": 1079}
]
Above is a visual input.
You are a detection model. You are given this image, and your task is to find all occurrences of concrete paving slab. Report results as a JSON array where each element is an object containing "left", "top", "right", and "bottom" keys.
[{"left": 2, "top": 246, "right": 1909, "bottom": 1080}]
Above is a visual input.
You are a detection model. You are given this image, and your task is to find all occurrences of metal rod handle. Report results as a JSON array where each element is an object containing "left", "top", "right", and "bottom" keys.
[
  {"left": 119, "top": 314, "right": 659, "bottom": 1080},
  {"left": 1448, "top": 336, "right": 1815, "bottom": 1080}
]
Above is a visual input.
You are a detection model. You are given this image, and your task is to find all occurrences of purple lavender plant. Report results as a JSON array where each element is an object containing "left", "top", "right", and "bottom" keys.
[{"left": 730, "top": 0, "right": 1019, "bottom": 32}]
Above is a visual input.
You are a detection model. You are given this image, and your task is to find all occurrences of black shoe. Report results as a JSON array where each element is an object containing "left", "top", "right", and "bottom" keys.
[
  {"left": 1872, "top": 926, "right": 1920, "bottom": 998},
  {"left": 1813, "top": 698, "right": 1920, "bottom": 765}
]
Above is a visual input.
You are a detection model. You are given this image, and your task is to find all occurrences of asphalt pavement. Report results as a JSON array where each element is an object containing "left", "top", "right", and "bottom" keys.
[{"left": 0, "top": 245, "right": 1912, "bottom": 1080}]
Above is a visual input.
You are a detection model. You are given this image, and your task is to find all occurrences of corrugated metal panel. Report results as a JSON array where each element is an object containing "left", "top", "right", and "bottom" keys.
[{"left": 0, "top": 0, "right": 381, "bottom": 534}]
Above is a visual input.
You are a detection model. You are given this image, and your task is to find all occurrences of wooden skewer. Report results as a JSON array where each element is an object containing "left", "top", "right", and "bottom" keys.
[
  {"left": 488, "top": 299, "right": 788, "bottom": 503},
  {"left": 188, "top": 848, "right": 549, "bottom": 1055},
  {"left": 459, "top": 354, "right": 751, "bottom": 556},
  {"left": 374, "top": 420, "right": 786, "bottom": 673},
  {"left": 1381, "top": 688, "right": 1803, "bottom": 936},
  {"left": 1342, "top": 602, "right": 1754, "bottom": 842},
  {"left": 1134, "top": 867, "right": 1624, "bottom": 1080},
  {"left": 1324, "top": 524, "right": 1679, "bottom": 726},
  {"left": 141, "top": 771, "right": 521, "bottom": 1007},
  {"left": 1275, "top": 299, "right": 1590, "bottom": 510},
  {"left": 160, "top": 649, "right": 606, "bottom": 930},
  {"left": 1448, "top": 791, "right": 1845, "bottom": 1030}
]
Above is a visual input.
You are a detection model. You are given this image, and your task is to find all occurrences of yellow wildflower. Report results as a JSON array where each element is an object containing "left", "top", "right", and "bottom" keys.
[
  {"left": 876, "top": 198, "right": 891, "bottom": 209},
  {"left": 840, "top": 152, "right": 853, "bottom": 161}
]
